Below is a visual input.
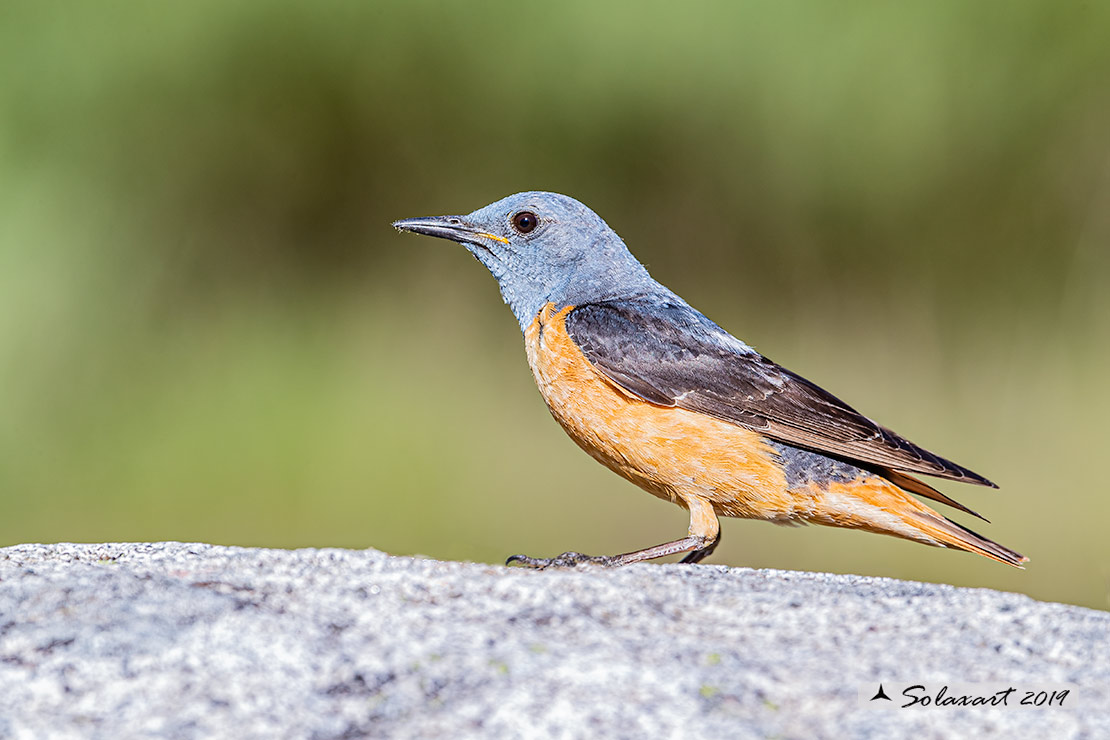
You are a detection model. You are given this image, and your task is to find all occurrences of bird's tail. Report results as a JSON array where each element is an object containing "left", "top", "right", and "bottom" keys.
[
  {"left": 805, "top": 475, "right": 1027, "bottom": 568},
  {"left": 900, "top": 507, "right": 1028, "bottom": 568}
]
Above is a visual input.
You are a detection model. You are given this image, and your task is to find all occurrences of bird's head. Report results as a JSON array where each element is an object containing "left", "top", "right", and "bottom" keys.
[{"left": 393, "top": 191, "right": 662, "bottom": 329}]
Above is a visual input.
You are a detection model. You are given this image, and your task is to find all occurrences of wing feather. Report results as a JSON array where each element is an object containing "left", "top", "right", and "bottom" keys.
[{"left": 565, "top": 300, "right": 997, "bottom": 488}]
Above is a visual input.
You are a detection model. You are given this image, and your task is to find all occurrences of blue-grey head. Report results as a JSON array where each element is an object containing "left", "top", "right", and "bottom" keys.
[{"left": 393, "top": 192, "right": 672, "bottom": 330}]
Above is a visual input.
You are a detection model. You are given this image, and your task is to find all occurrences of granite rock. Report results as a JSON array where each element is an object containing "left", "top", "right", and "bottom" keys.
[{"left": 0, "top": 543, "right": 1106, "bottom": 739}]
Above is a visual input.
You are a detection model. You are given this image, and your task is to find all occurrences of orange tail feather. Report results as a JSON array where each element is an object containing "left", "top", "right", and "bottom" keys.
[{"left": 902, "top": 508, "right": 1027, "bottom": 568}]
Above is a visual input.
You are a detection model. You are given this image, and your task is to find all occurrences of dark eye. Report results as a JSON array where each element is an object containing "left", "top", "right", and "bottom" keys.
[{"left": 511, "top": 211, "right": 538, "bottom": 234}]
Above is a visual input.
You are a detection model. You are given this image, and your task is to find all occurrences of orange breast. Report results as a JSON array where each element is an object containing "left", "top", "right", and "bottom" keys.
[{"left": 524, "top": 303, "right": 797, "bottom": 520}]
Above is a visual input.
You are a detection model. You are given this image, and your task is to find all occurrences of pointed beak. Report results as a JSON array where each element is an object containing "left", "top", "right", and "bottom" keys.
[{"left": 391, "top": 216, "right": 509, "bottom": 247}]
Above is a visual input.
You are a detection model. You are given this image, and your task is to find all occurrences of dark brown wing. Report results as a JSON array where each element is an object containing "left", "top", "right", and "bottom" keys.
[{"left": 565, "top": 299, "right": 997, "bottom": 488}]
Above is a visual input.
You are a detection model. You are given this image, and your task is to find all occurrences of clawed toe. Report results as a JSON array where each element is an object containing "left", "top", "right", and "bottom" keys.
[
  {"left": 505, "top": 553, "right": 541, "bottom": 568},
  {"left": 505, "top": 551, "right": 616, "bottom": 569}
]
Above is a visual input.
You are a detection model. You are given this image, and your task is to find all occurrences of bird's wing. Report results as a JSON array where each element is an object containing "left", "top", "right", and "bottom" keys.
[{"left": 564, "top": 299, "right": 996, "bottom": 487}]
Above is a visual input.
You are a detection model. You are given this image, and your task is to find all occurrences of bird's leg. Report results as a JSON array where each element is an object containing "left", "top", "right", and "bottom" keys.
[
  {"left": 679, "top": 527, "right": 721, "bottom": 564},
  {"left": 506, "top": 496, "right": 721, "bottom": 569}
]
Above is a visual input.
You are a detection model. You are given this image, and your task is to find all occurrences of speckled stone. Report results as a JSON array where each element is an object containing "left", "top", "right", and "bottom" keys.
[{"left": 0, "top": 543, "right": 1105, "bottom": 739}]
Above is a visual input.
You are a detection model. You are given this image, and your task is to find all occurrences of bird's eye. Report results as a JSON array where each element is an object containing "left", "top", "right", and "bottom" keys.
[{"left": 511, "top": 211, "right": 538, "bottom": 234}]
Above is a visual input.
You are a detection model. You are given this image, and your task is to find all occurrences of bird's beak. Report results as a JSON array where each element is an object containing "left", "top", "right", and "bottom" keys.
[{"left": 392, "top": 216, "right": 509, "bottom": 247}]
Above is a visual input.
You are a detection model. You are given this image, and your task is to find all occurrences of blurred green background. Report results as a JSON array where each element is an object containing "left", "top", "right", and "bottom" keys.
[{"left": 2, "top": 1, "right": 1108, "bottom": 609}]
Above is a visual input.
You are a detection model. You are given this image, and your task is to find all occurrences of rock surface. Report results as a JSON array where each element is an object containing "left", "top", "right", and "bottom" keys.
[{"left": 0, "top": 543, "right": 1106, "bottom": 739}]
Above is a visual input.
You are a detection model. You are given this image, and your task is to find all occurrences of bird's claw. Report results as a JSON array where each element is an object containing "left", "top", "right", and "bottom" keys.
[{"left": 505, "top": 551, "right": 616, "bottom": 569}]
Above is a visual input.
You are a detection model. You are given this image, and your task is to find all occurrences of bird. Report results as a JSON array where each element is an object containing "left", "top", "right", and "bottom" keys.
[{"left": 392, "top": 192, "right": 1026, "bottom": 569}]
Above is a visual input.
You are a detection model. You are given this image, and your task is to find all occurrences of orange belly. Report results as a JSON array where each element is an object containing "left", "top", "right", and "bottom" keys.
[{"left": 525, "top": 303, "right": 802, "bottom": 521}]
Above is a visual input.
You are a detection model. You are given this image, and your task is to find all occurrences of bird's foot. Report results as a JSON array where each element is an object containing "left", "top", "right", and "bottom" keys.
[{"left": 505, "top": 551, "right": 619, "bottom": 569}]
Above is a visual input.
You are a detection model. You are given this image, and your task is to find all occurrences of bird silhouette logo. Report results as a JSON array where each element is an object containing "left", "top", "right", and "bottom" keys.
[{"left": 871, "top": 684, "right": 892, "bottom": 701}]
